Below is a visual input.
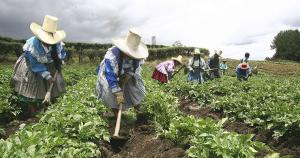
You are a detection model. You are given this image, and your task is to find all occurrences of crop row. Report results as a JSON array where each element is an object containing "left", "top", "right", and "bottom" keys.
[
  {"left": 0, "top": 64, "right": 96, "bottom": 123},
  {"left": 0, "top": 74, "right": 110, "bottom": 157},
  {"left": 164, "top": 72, "right": 300, "bottom": 139},
  {"left": 139, "top": 67, "right": 274, "bottom": 157}
]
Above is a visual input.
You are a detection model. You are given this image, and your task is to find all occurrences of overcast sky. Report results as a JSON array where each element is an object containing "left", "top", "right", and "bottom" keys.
[{"left": 1, "top": 0, "right": 300, "bottom": 60}]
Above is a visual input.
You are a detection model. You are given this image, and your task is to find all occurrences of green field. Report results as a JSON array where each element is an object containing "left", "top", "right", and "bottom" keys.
[{"left": 0, "top": 60, "right": 299, "bottom": 157}]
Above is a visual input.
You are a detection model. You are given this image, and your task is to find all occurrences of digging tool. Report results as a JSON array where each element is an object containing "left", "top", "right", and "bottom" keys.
[
  {"left": 42, "top": 70, "right": 58, "bottom": 104},
  {"left": 171, "top": 64, "right": 186, "bottom": 78},
  {"left": 112, "top": 75, "right": 130, "bottom": 140}
]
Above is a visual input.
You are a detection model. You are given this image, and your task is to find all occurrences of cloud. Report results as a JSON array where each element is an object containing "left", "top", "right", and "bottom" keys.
[
  {"left": 1, "top": 0, "right": 300, "bottom": 60},
  {"left": 0, "top": 0, "right": 148, "bottom": 42}
]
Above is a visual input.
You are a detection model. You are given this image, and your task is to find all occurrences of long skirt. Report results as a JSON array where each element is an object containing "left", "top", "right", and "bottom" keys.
[
  {"left": 96, "top": 72, "right": 146, "bottom": 110},
  {"left": 12, "top": 54, "right": 65, "bottom": 100},
  {"left": 151, "top": 69, "right": 168, "bottom": 83},
  {"left": 188, "top": 70, "right": 205, "bottom": 84}
]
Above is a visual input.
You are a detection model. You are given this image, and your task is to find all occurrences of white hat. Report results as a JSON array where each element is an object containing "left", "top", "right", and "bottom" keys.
[
  {"left": 30, "top": 15, "right": 66, "bottom": 45},
  {"left": 171, "top": 55, "right": 183, "bottom": 65},
  {"left": 192, "top": 48, "right": 203, "bottom": 55},
  {"left": 112, "top": 29, "right": 148, "bottom": 59}
]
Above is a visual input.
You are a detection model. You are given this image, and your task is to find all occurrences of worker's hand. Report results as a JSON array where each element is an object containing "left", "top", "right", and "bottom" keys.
[
  {"left": 115, "top": 92, "right": 124, "bottom": 105},
  {"left": 47, "top": 78, "right": 55, "bottom": 85}
]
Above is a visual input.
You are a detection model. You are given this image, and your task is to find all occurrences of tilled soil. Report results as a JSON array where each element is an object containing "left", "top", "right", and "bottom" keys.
[
  {"left": 99, "top": 115, "right": 185, "bottom": 158},
  {"left": 179, "top": 99, "right": 300, "bottom": 157},
  {"left": 0, "top": 117, "right": 39, "bottom": 139}
]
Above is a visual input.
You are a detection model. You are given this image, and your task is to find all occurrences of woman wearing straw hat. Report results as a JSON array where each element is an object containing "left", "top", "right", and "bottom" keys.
[
  {"left": 95, "top": 29, "right": 148, "bottom": 119},
  {"left": 187, "top": 48, "right": 206, "bottom": 83},
  {"left": 236, "top": 62, "right": 251, "bottom": 81},
  {"left": 12, "top": 15, "right": 67, "bottom": 116},
  {"left": 208, "top": 50, "right": 222, "bottom": 79},
  {"left": 152, "top": 55, "right": 183, "bottom": 83}
]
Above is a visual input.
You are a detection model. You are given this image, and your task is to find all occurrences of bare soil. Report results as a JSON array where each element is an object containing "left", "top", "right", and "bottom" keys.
[
  {"left": 179, "top": 98, "right": 300, "bottom": 157},
  {"left": 99, "top": 114, "right": 185, "bottom": 158}
]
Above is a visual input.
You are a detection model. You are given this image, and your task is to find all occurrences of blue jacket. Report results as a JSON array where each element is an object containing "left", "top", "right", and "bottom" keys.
[
  {"left": 101, "top": 47, "right": 140, "bottom": 93},
  {"left": 23, "top": 36, "right": 66, "bottom": 80}
]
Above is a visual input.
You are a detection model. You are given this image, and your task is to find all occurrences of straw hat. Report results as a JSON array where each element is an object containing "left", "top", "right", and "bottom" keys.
[
  {"left": 30, "top": 15, "right": 66, "bottom": 45},
  {"left": 112, "top": 29, "right": 148, "bottom": 59},
  {"left": 172, "top": 55, "right": 183, "bottom": 65},
  {"left": 192, "top": 48, "right": 203, "bottom": 55},
  {"left": 215, "top": 50, "right": 222, "bottom": 57},
  {"left": 240, "top": 62, "right": 249, "bottom": 70}
]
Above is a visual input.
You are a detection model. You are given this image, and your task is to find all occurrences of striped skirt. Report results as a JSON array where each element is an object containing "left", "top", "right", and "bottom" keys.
[
  {"left": 12, "top": 54, "right": 65, "bottom": 100},
  {"left": 96, "top": 72, "right": 146, "bottom": 110}
]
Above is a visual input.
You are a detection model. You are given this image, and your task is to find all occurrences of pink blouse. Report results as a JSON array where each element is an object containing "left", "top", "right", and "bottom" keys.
[{"left": 155, "top": 60, "right": 175, "bottom": 76}]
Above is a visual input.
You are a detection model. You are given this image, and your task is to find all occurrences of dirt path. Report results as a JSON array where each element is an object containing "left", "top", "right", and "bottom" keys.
[
  {"left": 179, "top": 99, "right": 300, "bottom": 157},
  {"left": 99, "top": 115, "right": 185, "bottom": 158}
]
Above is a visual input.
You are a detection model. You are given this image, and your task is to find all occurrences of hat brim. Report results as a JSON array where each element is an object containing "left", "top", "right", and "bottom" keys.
[
  {"left": 30, "top": 22, "right": 66, "bottom": 45},
  {"left": 171, "top": 57, "right": 183, "bottom": 64},
  {"left": 112, "top": 38, "right": 149, "bottom": 59},
  {"left": 241, "top": 67, "right": 249, "bottom": 70},
  {"left": 192, "top": 52, "right": 204, "bottom": 55},
  {"left": 240, "top": 64, "right": 249, "bottom": 70}
]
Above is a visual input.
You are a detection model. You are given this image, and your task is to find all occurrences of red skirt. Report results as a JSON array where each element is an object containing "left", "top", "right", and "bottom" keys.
[{"left": 152, "top": 69, "right": 168, "bottom": 83}]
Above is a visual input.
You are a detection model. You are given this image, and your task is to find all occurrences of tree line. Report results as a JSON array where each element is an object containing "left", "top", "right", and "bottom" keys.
[
  {"left": 0, "top": 36, "right": 196, "bottom": 62},
  {"left": 271, "top": 29, "right": 300, "bottom": 61}
]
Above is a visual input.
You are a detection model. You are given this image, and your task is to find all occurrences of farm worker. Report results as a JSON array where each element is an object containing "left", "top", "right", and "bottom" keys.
[
  {"left": 240, "top": 52, "right": 250, "bottom": 63},
  {"left": 236, "top": 62, "right": 251, "bottom": 81},
  {"left": 11, "top": 15, "right": 67, "bottom": 116},
  {"left": 219, "top": 60, "right": 228, "bottom": 75},
  {"left": 202, "top": 54, "right": 211, "bottom": 81},
  {"left": 152, "top": 55, "right": 183, "bottom": 83},
  {"left": 95, "top": 29, "right": 148, "bottom": 118},
  {"left": 187, "top": 48, "right": 206, "bottom": 83},
  {"left": 208, "top": 50, "right": 222, "bottom": 79}
]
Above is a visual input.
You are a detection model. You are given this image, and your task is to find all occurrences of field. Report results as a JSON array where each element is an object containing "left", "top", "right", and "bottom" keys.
[{"left": 0, "top": 59, "right": 299, "bottom": 158}]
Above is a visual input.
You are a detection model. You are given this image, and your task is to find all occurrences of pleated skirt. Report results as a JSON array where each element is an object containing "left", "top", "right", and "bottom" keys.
[
  {"left": 12, "top": 55, "right": 65, "bottom": 100},
  {"left": 96, "top": 72, "right": 146, "bottom": 110}
]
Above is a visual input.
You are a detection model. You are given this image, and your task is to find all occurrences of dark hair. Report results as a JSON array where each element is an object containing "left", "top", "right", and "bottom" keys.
[
  {"left": 51, "top": 45, "right": 62, "bottom": 71},
  {"left": 245, "top": 52, "right": 250, "bottom": 57}
]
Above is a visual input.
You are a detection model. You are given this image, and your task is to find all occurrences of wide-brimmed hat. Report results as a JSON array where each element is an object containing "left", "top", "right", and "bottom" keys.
[
  {"left": 112, "top": 29, "right": 148, "bottom": 59},
  {"left": 30, "top": 15, "right": 66, "bottom": 45},
  {"left": 172, "top": 55, "right": 183, "bottom": 65},
  {"left": 215, "top": 50, "right": 222, "bottom": 57},
  {"left": 240, "top": 62, "right": 249, "bottom": 70},
  {"left": 192, "top": 48, "right": 203, "bottom": 55}
]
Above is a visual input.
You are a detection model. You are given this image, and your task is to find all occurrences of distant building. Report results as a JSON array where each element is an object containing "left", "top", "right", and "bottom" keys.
[{"left": 151, "top": 36, "right": 156, "bottom": 45}]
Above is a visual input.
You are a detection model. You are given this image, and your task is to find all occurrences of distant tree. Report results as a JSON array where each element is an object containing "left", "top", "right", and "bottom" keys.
[
  {"left": 271, "top": 30, "right": 300, "bottom": 61},
  {"left": 173, "top": 41, "right": 183, "bottom": 47}
]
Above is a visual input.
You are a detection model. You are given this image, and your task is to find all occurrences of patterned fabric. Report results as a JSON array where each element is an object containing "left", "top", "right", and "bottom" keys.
[
  {"left": 95, "top": 46, "right": 146, "bottom": 110},
  {"left": 102, "top": 47, "right": 141, "bottom": 93},
  {"left": 155, "top": 60, "right": 175, "bottom": 80},
  {"left": 23, "top": 36, "right": 66, "bottom": 80}
]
